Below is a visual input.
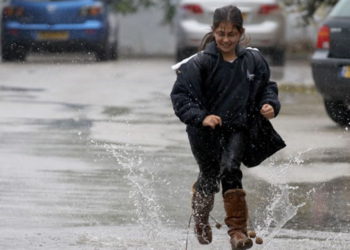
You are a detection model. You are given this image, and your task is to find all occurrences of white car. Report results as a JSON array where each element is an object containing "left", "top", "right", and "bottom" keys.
[{"left": 173, "top": 0, "right": 286, "bottom": 65}]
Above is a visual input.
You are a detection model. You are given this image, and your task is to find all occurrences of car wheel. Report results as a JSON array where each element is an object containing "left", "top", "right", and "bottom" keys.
[
  {"left": 1, "top": 43, "right": 27, "bottom": 62},
  {"left": 109, "top": 41, "right": 118, "bottom": 60},
  {"left": 270, "top": 48, "right": 285, "bottom": 66},
  {"left": 176, "top": 47, "right": 197, "bottom": 62},
  {"left": 95, "top": 39, "right": 110, "bottom": 61},
  {"left": 324, "top": 100, "right": 350, "bottom": 126},
  {"left": 95, "top": 47, "right": 109, "bottom": 61}
]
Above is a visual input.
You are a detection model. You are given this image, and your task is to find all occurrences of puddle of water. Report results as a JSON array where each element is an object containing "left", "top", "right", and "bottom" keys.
[
  {"left": 102, "top": 106, "right": 131, "bottom": 117},
  {"left": 98, "top": 140, "right": 350, "bottom": 250},
  {"left": 1, "top": 77, "right": 349, "bottom": 250}
]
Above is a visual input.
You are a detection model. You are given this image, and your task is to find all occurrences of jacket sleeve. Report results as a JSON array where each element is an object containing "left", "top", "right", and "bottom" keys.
[
  {"left": 170, "top": 55, "right": 208, "bottom": 127},
  {"left": 253, "top": 51, "right": 281, "bottom": 117}
]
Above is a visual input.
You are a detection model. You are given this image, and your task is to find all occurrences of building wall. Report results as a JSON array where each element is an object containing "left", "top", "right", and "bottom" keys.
[{"left": 118, "top": 7, "right": 176, "bottom": 57}]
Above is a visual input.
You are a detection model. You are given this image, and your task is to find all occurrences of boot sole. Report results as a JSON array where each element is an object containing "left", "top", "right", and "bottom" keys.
[
  {"left": 194, "top": 224, "right": 212, "bottom": 245},
  {"left": 231, "top": 238, "right": 253, "bottom": 250}
]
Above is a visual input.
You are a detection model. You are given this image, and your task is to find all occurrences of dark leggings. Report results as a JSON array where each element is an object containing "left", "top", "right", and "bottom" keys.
[{"left": 187, "top": 126, "right": 246, "bottom": 195}]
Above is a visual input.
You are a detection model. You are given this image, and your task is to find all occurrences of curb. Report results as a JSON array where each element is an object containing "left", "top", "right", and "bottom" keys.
[{"left": 279, "top": 83, "right": 317, "bottom": 94}]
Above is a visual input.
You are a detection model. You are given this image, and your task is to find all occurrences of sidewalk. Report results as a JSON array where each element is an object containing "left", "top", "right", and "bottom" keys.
[
  {"left": 270, "top": 54, "right": 316, "bottom": 93},
  {"left": 279, "top": 59, "right": 314, "bottom": 85}
]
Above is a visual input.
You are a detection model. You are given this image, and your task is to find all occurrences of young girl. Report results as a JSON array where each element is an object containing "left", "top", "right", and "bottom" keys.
[{"left": 170, "top": 5, "right": 283, "bottom": 250}]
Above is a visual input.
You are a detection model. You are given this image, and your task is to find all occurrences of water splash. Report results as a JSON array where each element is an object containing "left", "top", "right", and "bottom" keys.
[
  {"left": 104, "top": 143, "right": 164, "bottom": 241},
  {"left": 102, "top": 142, "right": 185, "bottom": 249},
  {"left": 250, "top": 151, "right": 314, "bottom": 248},
  {"left": 257, "top": 184, "right": 305, "bottom": 249},
  {"left": 246, "top": 148, "right": 350, "bottom": 249}
]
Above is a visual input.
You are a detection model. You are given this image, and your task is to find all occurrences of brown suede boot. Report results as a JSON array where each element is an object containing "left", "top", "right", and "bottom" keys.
[
  {"left": 192, "top": 186, "right": 215, "bottom": 244},
  {"left": 223, "top": 189, "right": 253, "bottom": 250}
]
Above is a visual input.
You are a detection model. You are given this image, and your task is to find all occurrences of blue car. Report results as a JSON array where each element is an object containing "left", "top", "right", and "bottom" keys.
[{"left": 1, "top": 0, "right": 118, "bottom": 61}]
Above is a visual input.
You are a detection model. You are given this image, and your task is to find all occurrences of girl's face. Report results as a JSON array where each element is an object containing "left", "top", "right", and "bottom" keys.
[{"left": 213, "top": 22, "right": 242, "bottom": 55}]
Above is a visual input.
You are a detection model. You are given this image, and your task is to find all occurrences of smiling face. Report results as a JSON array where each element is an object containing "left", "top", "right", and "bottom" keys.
[{"left": 213, "top": 21, "right": 243, "bottom": 58}]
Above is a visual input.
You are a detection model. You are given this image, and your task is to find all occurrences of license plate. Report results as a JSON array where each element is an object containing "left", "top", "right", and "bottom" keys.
[
  {"left": 37, "top": 31, "right": 69, "bottom": 41},
  {"left": 340, "top": 66, "right": 350, "bottom": 78}
]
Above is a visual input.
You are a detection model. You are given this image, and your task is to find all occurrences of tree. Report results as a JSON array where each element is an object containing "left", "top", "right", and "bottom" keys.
[
  {"left": 111, "top": 0, "right": 175, "bottom": 24},
  {"left": 282, "top": 0, "right": 339, "bottom": 25}
]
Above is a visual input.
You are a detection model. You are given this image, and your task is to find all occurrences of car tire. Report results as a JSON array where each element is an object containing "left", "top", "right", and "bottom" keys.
[
  {"left": 1, "top": 43, "right": 27, "bottom": 62},
  {"left": 324, "top": 100, "right": 350, "bottom": 126},
  {"left": 95, "top": 46, "right": 109, "bottom": 61},
  {"left": 270, "top": 48, "right": 285, "bottom": 66},
  {"left": 95, "top": 38, "right": 111, "bottom": 61},
  {"left": 176, "top": 47, "right": 197, "bottom": 62},
  {"left": 109, "top": 41, "right": 118, "bottom": 60}
]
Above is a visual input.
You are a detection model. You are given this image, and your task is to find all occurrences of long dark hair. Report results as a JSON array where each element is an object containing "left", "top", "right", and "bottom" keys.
[{"left": 199, "top": 5, "right": 246, "bottom": 51}]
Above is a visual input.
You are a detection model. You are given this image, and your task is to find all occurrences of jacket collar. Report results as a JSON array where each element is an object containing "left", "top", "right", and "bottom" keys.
[
  {"left": 170, "top": 41, "right": 250, "bottom": 71},
  {"left": 204, "top": 41, "right": 248, "bottom": 58}
]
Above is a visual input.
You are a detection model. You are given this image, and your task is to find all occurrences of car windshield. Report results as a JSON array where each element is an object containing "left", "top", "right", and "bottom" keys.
[{"left": 329, "top": 0, "right": 350, "bottom": 18}]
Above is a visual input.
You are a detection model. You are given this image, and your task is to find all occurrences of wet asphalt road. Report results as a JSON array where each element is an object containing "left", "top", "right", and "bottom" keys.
[{"left": 0, "top": 53, "right": 349, "bottom": 250}]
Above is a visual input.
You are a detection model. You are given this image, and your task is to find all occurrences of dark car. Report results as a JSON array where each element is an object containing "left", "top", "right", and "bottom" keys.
[
  {"left": 1, "top": 0, "right": 118, "bottom": 62},
  {"left": 311, "top": 0, "right": 350, "bottom": 126}
]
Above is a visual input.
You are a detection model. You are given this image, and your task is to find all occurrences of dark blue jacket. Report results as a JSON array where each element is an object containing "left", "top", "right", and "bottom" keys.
[{"left": 170, "top": 41, "right": 280, "bottom": 130}]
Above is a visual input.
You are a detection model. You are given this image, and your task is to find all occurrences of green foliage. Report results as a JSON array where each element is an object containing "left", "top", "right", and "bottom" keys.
[
  {"left": 111, "top": 0, "right": 154, "bottom": 14},
  {"left": 282, "top": 0, "right": 339, "bottom": 24},
  {"left": 111, "top": 0, "right": 176, "bottom": 24},
  {"left": 161, "top": 0, "right": 176, "bottom": 24}
]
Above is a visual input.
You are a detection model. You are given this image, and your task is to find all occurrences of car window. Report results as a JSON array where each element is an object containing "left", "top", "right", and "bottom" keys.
[{"left": 329, "top": 0, "right": 350, "bottom": 17}]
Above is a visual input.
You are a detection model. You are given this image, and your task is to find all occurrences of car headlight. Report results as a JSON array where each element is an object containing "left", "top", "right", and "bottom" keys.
[{"left": 2, "top": 6, "right": 25, "bottom": 18}]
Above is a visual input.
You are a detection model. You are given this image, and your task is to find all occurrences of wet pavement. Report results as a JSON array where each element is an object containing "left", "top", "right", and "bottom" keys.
[{"left": 0, "top": 54, "right": 349, "bottom": 249}]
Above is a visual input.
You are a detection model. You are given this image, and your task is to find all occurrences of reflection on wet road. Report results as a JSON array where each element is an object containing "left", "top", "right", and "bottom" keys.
[{"left": 0, "top": 56, "right": 349, "bottom": 249}]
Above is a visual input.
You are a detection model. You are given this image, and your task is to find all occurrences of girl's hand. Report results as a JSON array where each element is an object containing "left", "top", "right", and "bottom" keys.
[
  {"left": 260, "top": 104, "right": 275, "bottom": 119},
  {"left": 202, "top": 115, "right": 222, "bottom": 129}
]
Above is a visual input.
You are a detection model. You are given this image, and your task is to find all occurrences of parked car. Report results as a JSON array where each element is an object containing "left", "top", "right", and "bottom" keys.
[
  {"left": 172, "top": 0, "right": 286, "bottom": 65},
  {"left": 1, "top": 0, "right": 118, "bottom": 62},
  {"left": 311, "top": 0, "right": 350, "bottom": 126}
]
